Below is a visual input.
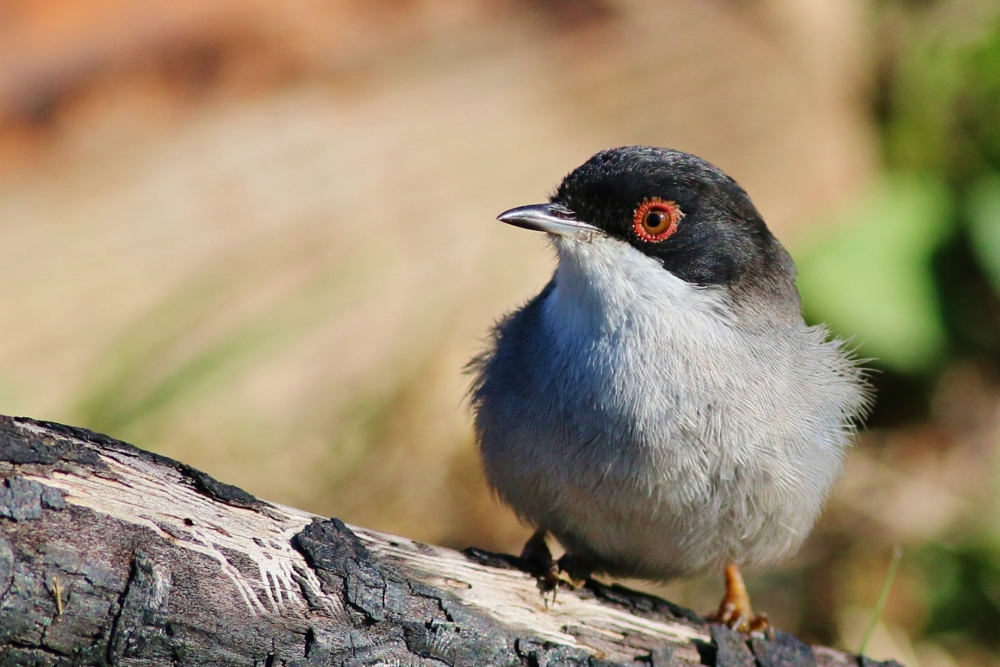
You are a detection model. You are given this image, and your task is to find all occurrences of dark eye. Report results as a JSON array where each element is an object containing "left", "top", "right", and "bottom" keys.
[{"left": 633, "top": 198, "right": 681, "bottom": 242}]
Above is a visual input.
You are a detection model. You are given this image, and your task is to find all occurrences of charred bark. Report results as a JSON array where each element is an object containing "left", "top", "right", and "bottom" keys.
[{"left": 0, "top": 415, "right": 898, "bottom": 667}]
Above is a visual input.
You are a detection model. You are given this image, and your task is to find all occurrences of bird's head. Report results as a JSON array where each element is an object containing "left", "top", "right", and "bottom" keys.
[{"left": 498, "top": 146, "right": 799, "bottom": 313}]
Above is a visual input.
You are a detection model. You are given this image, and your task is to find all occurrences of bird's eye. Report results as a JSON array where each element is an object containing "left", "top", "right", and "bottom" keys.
[{"left": 633, "top": 198, "right": 681, "bottom": 243}]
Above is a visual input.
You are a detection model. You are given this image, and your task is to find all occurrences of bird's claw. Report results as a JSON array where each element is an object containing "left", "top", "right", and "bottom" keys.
[
  {"left": 519, "top": 529, "right": 555, "bottom": 578},
  {"left": 519, "top": 530, "right": 591, "bottom": 596},
  {"left": 708, "top": 603, "right": 772, "bottom": 636},
  {"left": 555, "top": 554, "right": 593, "bottom": 589},
  {"left": 707, "top": 563, "right": 773, "bottom": 636}
]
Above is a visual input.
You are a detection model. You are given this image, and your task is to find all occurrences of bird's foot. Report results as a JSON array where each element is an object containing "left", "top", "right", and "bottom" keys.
[
  {"left": 555, "top": 554, "right": 594, "bottom": 589},
  {"left": 519, "top": 530, "right": 592, "bottom": 593},
  {"left": 520, "top": 529, "right": 560, "bottom": 587},
  {"left": 707, "top": 564, "right": 772, "bottom": 635}
]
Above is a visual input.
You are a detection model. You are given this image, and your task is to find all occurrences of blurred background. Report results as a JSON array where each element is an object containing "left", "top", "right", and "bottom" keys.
[{"left": 2, "top": 0, "right": 1000, "bottom": 664}]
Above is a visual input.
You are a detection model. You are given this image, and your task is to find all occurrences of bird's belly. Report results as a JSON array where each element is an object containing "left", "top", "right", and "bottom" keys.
[
  {"left": 474, "top": 276, "right": 858, "bottom": 580},
  {"left": 539, "top": 465, "right": 809, "bottom": 579},
  {"left": 478, "top": 341, "right": 838, "bottom": 579},
  {"left": 490, "top": 431, "right": 815, "bottom": 579}
]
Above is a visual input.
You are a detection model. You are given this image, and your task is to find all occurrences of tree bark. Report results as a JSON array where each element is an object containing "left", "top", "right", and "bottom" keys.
[{"left": 0, "top": 414, "right": 897, "bottom": 667}]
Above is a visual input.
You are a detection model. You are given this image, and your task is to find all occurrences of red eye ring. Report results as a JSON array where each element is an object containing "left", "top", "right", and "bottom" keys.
[{"left": 633, "top": 198, "right": 681, "bottom": 243}]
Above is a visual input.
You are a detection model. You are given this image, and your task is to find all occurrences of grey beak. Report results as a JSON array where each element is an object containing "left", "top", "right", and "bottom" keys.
[{"left": 497, "top": 203, "right": 599, "bottom": 239}]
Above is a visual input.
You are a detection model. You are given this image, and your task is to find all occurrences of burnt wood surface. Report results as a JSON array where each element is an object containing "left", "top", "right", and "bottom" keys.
[{"left": 0, "top": 415, "right": 901, "bottom": 667}]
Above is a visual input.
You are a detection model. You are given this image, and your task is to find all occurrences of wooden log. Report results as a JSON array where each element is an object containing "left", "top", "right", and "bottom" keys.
[{"left": 0, "top": 414, "right": 896, "bottom": 666}]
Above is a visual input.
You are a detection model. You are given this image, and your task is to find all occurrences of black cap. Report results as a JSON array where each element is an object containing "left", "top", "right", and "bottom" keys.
[{"left": 553, "top": 146, "right": 797, "bottom": 295}]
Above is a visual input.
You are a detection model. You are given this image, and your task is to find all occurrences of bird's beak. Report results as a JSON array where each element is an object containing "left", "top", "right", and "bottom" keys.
[{"left": 497, "top": 203, "right": 599, "bottom": 240}]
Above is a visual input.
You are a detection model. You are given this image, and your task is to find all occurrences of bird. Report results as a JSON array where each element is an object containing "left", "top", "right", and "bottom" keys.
[{"left": 468, "top": 146, "right": 870, "bottom": 631}]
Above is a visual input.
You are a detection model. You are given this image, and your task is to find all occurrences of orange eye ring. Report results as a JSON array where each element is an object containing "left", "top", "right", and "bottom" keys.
[{"left": 633, "top": 198, "right": 681, "bottom": 243}]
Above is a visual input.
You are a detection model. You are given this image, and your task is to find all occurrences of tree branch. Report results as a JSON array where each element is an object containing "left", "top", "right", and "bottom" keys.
[{"left": 0, "top": 415, "right": 897, "bottom": 666}]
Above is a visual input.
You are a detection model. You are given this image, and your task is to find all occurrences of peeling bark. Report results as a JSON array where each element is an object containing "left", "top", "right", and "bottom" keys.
[{"left": 0, "top": 415, "right": 901, "bottom": 667}]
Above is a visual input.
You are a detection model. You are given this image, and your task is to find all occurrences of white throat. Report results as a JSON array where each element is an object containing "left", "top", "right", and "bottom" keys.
[{"left": 545, "top": 235, "right": 736, "bottom": 342}]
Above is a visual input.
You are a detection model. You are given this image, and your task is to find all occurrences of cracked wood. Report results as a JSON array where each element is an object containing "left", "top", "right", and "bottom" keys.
[{"left": 0, "top": 415, "right": 898, "bottom": 667}]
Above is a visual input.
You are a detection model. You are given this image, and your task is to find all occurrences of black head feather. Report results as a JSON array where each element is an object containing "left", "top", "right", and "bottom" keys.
[{"left": 552, "top": 146, "right": 798, "bottom": 306}]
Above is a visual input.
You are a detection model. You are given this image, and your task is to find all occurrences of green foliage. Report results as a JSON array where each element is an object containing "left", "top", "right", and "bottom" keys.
[
  {"left": 796, "top": 176, "right": 952, "bottom": 373},
  {"left": 918, "top": 541, "right": 1000, "bottom": 648},
  {"left": 800, "top": 6, "right": 1000, "bottom": 375},
  {"left": 968, "top": 175, "right": 1000, "bottom": 295},
  {"left": 881, "top": 9, "right": 1000, "bottom": 187}
]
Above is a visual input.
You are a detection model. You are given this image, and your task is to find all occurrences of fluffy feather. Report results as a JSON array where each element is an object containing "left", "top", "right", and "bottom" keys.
[{"left": 470, "top": 233, "right": 869, "bottom": 579}]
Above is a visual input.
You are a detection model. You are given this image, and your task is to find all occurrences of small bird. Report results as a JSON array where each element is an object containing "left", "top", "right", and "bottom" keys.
[{"left": 469, "top": 146, "right": 869, "bottom": 630}]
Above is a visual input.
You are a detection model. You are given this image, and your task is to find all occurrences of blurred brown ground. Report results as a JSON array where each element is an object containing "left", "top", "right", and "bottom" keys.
[{"left": 6, "top": 0, "right": 986, "bottom": 663}]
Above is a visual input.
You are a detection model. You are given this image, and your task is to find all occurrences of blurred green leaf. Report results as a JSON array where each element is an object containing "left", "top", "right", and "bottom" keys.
[
  {"left": 881, "top": 11, "right": 1000, "bottom": 187},
  {"left": 795, "top": 175, "right": 952, "bottom": 373},
  {"left": 968, "top": 174, "right": 1000, "bottom": 294},
  {"left": 919, "top": 542, "right": 1000, "bottom": 649}
]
